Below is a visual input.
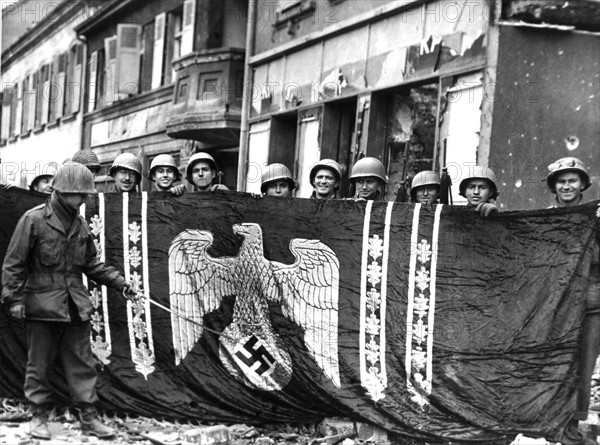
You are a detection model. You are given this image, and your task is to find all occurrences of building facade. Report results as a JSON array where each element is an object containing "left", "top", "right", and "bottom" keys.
[
  {"left": 75, "top": 0, "right": 247, "bottom": 191},
  {"left": 1, "top": 0, "right": 95, "bottom": 189},
  {"left": 238, "top": 0, "right": 599, "bottom": 209}
]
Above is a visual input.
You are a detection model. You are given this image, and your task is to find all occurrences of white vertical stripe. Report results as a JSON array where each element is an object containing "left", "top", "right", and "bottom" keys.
[
  {"left": 405, "top": 204, "right": 422, "bottom": 384},
  {"left": 99, "top": 194, "right": 110, "bottom": 347},
  {"left": 359, "top": 200, "right": 373, "bottom": 382},
  {"left": 80, "top": 203, "right": 88, "bottom": 288},
  {"left": 123, "top": 194, "right": 135, "bottom": 355},
  {"left": 425, "top": 204, "right": 443, "bottom": 387},
  {"left": 141, "top": 192, "right": 153, "bottom": 352},
  {"left": 379, "top": 202, "right": 394, "bottom": 387}
]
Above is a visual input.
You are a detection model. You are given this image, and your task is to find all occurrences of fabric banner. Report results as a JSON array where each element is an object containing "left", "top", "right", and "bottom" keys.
[{"left": 1, "top": 187, "right": 598, "bottom": 443}]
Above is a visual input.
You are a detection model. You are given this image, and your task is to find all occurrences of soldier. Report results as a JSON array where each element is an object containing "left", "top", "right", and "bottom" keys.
[
  {"left": 309, "top": 159, "right": 341, "bottom": 200},
  {"left": 148, "top": 154, "right": 181, "bottom": 192},
  {"left": 349, "top": 157, "right": 388, "bottom": 201},
  {"left": 172, "top": 152, "right": 229, "bottom": 195},
  {"left": 261, "top": 163, "right": 295, "bottom": 198},
  {"left": 458, "top": 166, "right": 500, "bottom": 217},
  {"left": 29, "top": 164, "right": 59, "bottom": 194},
  {"left": 1, "top": 163, "right": 137, "bottom": 440},
  {"left": 547, "top": 157, "right": 598, "bottom": 444},
  {"left": 108, "top": 153, "right": 142, "bottom": 193},
  {"left": 410, "top": 170, "right": 440, "bottom": 205},
  {"left": 70, "top": 149, "right": 102, "bottom": 175}
]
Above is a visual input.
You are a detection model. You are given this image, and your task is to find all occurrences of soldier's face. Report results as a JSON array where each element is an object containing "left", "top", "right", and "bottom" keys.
[
  {"left": 313, "top": 169, "right": 338, "bottom": 198},
  {"left": 153, "top": 167, "right": 177, "bottom": 191},
  {"left": 34, "top": 177, "right": 53, "bottom": 194},
  {"left": 191, "top": 162, "right": 216, "bottom": 191},
  {"left": 265, "top": 179, "right": 292, "bottom": 198},
  {"left": 555, "top": 172, "right": 584, "bottom": 206},
  {"left": 415, "top": 185, "right": 440, "bottom": 205},
  {"left": 114, "top": 168, "right": 137, "bottom": 192},
  {"left": 355, "top": 177, "right": 382, "bottom": 200},
  {"left": 465, "top": 180, "right": 491, "bottom": 205}
]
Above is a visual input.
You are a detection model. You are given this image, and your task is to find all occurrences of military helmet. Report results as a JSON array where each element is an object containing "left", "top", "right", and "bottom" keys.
[
  {"left": 410, "top": 170, "right": 440, "bottom": 201},
  {"left": 71, "top": 148, "right": 101, "bottom": 174},
  {"left": 350, "top": 157, "right": 388, "bottom": 184},
  {"left": 51, "top": 162, "right": 97, "bottom": 194},
  {"left": 29, "top": 163, "right": 59, "bottom": 191},
  {"left": 148, "top": 154, "right": 181, "bottom": 181},
  {"left": 458, "top": 166, "right": 499, "bottom": 200},
  {"left": 546, "top": 157, "right": 591, "bottom": 192},
  {"left": 186, "top": 152, "right": 219, "bottom": 184},
  {"left": 260, "top": 163, "right": 295, "bottom": 194},
  {"left": 109, "top": 153, "right": 143, "bottom": 178},
  {"left": 309, "top": 159, "right": 341, "bottom": 185}
]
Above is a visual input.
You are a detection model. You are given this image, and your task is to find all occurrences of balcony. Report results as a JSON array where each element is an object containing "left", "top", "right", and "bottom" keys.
[{"left": 166, "top": 48, "right": 245, "bottom": 146}]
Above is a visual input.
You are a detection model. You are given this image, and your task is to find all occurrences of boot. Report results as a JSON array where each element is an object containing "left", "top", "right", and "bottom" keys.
[
  {"left": 77, "top": 405, "right": 115, "bottom": 438},
  {"left": 29, "top": 403, "right": 51, "bottom": 440}
]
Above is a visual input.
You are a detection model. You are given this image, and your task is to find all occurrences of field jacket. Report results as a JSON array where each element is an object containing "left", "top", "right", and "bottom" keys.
[{"left": 1, "top": 199, "right": 126, "bottom": 322}]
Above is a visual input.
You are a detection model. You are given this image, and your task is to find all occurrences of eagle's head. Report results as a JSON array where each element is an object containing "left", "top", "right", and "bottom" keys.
[{"left": 232, "top": 223, "right": 262, "bottom": 241}]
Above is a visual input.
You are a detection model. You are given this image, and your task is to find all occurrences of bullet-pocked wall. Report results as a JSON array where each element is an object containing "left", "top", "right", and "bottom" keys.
[
  {"left": 243, "top": 0, "right": 491, "bottom": 200},
  {"left": 489, "top": 26, "right": 600, "bottom": 210}
]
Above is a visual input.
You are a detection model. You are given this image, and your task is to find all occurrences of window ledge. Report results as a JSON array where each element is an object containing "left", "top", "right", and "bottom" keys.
[
  {"left": 8, "top": 135, "right": 19, "bottom": 143},
  {"left": 46, "top": 120, "right": 60, "bottom": 129},
  {"left": 61, "top": 113, "right": 77, "bottom": 123},
  {"left": 19, "top": 129, "right": 32, "bottom": 139},
  {"left": 33, "top": 126, "right": 45, "bottom": 135}
]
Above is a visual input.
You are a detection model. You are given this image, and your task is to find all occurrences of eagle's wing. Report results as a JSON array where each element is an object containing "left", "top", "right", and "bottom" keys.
[
  {"left": 270, "top": 239, "right": 340, "bottom": 387},
  {"left": 169, "top": 229, "right": 236, "bottom": 365}
]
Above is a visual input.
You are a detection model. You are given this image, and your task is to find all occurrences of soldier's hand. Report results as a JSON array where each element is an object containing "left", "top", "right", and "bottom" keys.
[
  {"left": 170, "top": 184, "right": 187, "bottom": 196},
  {"left": 10, "top": 304, "right": 25, "bottom": 320},
  {"left": 251, "top": 192, "right": 263, "bottom": 199},
  {"left": 122, "top": 281, "right": 139, "bottom": 301},
  {"left": 476, "top": 202, "right": 499, "bottom": 217}
]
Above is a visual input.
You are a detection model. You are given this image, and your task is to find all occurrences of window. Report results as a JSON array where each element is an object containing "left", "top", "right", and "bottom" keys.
[
  {"left": 151, "top": 13, "right": 165, "bottom": 89},
  {"left": 1, "top": 85, "right": 14, "bottom": 143},
  {"left": 65, "top": 43, "right": 83, "bottom": 115},
  {"left": 36, "top": 64, "right": 51, "bottom": 127},
  {"left": 140, "top": 20, "right": 155, "bottom": 93},
  {"left": 50, "top": 53, "right": 68, "bottom": 121},
  {"left": 181, "top": 0, "right": 196, "bottom": 55},
  {"left": 166, "top": 7, "right": 183, "bottom": 84},
  {"left": 103, "top": 24, "right": 142, "bottom": 106}
]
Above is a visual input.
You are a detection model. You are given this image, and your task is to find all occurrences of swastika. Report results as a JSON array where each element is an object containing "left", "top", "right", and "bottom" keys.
[{"left": 235, "top": 335, "right": 276, "bottom": 376}]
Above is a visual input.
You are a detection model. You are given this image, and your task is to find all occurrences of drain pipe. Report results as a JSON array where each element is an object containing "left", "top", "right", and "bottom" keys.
[{"left": 236, "top": 0, "right": 257, "bottom": 192}]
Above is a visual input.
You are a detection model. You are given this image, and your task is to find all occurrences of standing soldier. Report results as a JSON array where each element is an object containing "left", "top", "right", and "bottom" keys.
[
  {"left": 70, "top": 148, "right": 102, "bottom": 176},
  {"left": 547, "top": 157, "right": 598, "bottom": 444},
  {"left": 108, "top": 153, "right": 142, "bottom": 193},
  {"left": 261, "top": 163, "right": 295, "bottom": 198},
  {"left": 1, "top": 163, "right": 137, "bottom": 440},
  {"left": 309, "top": 159, "right": 341, "bottom": 200},
  {"left": 458, "top": 166, "right": 500, "bottom": 217},
  {"left": 148, "top": 154, "right": 181, "bottom": 192},
  {"left": 349, "top": 157, "right": 388, "bottom": 201},
  {"left": 410, "top": 170, "right": 441, "bottom": 205}
]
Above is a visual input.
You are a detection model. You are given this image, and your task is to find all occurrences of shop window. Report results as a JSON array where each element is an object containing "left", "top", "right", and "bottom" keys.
[{"left": 382, "top": 82, "right": 439, "bottom": 202}]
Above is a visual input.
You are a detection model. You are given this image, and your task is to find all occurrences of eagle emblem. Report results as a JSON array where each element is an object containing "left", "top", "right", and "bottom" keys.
[{"left": 168, "top": 223, "right": 340, "bottom": 391}]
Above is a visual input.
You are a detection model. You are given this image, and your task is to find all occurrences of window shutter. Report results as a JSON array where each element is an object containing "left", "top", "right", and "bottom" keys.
[
  {"left": 2, "top": 86, "right": 13, "bottom": 142},
  {"left": 34, "top": 71, "right": 42, "bottom": 127},
  {"left": 50, "top": 55, "right": 66, "bottom": 121},
  {"left": 87, "top": 51, "right": 98, "bottom": 112},
  {"left": 181, "top": 0, "right": 196, "bottom": 56},
  {"left": 14, "top": 81, "right": 23, "bottom": 136},
  {"left": 21, "top": 78, "right": 29, "bottom": 133},
  {"left": 40, "top": 64, "right": 51, "bottom": 125},
  {"left": 26, "top": 75, "right": 36, "bottom": 131},
  {"left": 104, "top": 37, "right": 117, "bottom": 105},
  {"left": 72, "top": 44, "right": 82, "bottom": 114},
  {"left": 115, "top": 24, "right": 142, "bottom": 99},
  {"left": 152, "top": 13, "right": 166, "bottom": 89}
]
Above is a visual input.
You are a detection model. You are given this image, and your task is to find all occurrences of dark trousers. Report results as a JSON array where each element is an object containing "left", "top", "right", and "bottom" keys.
[{"left": 24, "top": 321, "right": 98, "bottom": 406}]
